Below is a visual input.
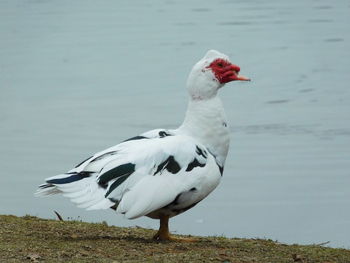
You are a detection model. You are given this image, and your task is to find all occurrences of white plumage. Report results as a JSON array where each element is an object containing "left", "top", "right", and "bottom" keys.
[{"left": 36, "top": 50, "right": 250, "bottom": 241}]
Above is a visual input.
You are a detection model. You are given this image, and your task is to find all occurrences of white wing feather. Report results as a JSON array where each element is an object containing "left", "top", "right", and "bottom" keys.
[{"left": 36, "top": 130, "right": 221, "bottom": 219}]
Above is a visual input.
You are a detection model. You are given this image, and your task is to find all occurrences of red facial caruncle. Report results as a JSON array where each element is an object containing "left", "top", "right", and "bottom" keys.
[{"left": 207, "top": 58, "right": 250, "bottom": 84}]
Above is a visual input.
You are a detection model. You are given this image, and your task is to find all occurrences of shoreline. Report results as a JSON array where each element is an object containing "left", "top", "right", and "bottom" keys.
[{"left": 1, "top": 214, "right": 350, "bottom": 262}]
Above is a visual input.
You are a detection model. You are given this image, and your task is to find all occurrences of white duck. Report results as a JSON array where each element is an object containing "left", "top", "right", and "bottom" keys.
[{"left": 36, "top": 50, "right": 250, "bottom": 241}]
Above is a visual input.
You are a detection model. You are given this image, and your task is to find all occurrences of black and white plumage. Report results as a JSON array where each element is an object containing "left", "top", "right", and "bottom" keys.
[{"left": 36, "top": 50, "right": 250, "bottom": 241}]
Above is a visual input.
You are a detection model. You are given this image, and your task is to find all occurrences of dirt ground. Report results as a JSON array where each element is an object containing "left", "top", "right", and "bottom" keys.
[{"left": 1, "top": 215, "right": 349, "bottom": 263}]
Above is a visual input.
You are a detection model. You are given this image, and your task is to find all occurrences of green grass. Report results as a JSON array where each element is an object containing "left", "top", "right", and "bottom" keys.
[{"left": 0, "top": 215, "right": 349, "bottom": 263}]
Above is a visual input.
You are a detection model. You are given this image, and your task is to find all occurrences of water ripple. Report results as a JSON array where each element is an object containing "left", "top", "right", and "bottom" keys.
[
  {"left": 218, "top": 21, "right": 254, "bottom": 26},
  {"left": 231, "top": 124, "right": 350, "bottom": 139}
]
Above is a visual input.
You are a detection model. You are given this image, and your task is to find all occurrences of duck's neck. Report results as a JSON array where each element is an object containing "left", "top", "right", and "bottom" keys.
[{"left": 177, "top": 96, "right": 230, "bottom": 166}]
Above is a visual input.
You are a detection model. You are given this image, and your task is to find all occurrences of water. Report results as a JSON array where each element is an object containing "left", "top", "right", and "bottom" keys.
[{"left": 1, "top": 0, "right": 350, "bottom": 248}]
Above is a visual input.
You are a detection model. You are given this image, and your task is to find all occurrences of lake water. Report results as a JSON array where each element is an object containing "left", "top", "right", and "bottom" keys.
[{"left": 1, "top": 0, "right": 349, "bottom": 248}]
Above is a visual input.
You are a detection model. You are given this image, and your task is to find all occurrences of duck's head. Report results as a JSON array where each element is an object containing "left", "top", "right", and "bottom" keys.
[{"left": 187, "top": 50, "right": 250, "bottom": 100}]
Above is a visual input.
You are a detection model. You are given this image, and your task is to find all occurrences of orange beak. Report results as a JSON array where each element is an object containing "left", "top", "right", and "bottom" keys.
[{"left": 232, "top": 70, "right": 251, "bottom": 81}]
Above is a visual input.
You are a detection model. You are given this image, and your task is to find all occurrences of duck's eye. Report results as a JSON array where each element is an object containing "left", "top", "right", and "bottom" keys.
[{"left": 217, "top": 62, "right": 223, "bottom": 67}]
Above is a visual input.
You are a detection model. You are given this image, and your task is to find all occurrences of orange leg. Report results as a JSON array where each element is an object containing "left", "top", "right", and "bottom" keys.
[
  {"left": 153, "top": 215, "right": 171, "bottom": 241},
  {"left": 153, "top": 215, "right": 196, "bottom": 242}
]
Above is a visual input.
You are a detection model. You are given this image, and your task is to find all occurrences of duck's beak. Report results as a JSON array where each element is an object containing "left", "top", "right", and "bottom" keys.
[
  {"left": 233, "top": 71, "right": 251, "bottom": 81},
  {"left": 230, "top": 64, "right": 250, "bottom": 81}
]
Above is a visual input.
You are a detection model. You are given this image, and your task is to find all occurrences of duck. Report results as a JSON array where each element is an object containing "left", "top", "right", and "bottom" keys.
[{"left": 35, "top": 50, "right": 250, "bottom": 241}]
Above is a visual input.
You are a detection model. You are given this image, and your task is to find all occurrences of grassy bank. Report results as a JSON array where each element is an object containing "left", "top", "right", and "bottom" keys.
[{"left": 0, "top": 215, "right": 349, "bottom": 263}]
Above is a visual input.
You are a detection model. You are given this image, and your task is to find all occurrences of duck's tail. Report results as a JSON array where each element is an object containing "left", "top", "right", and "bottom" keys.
[{"left": 35, "top": 172, "right": 114, "bottom": 210}]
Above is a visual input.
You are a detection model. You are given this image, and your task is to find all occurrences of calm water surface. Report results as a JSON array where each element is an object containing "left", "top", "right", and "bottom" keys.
[{"left": 1, "top": 0, "right": 350, "bottom": 248}]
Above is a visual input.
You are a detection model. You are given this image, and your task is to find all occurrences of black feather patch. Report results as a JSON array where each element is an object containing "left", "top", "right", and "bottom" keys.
[
  {"left": 98, "top": 163, "right": 135, "bottom": 189},
  {"left": 38, "top": 184, "right": 55, "bottom": 189},
  {"left": 195, "top": 146, "right": 208, "bottom": 159},
  {"left": 154, "top": 156, "right": 181, "bottom": 175},
  {"left": 123, "top": 135, "right": 148, "bottom": 142},
  {"left": 75, "top": 156, "right": 93, "bottom": 168},
  {"left": 108, "top": 197, "right": 120, "bottom": 210},
  {"left": 90, "top": 151, "right": 118, "bottom": 163},
  {"left": 104, "top": 174, "right": 130, "bottom": 197},
  {"left": 158, "top": 131, "right": 172, "bottom": 138},
  {"left": 218, "top": 165, "right": 224, "bottom": 176},
  {"left": 186, "top": 158, "right": 206, "bottom": 172},
  {"left": 46, "top": 172, "right": 92, "bottom": 184},
  {"left": 110, "top": 202, "right": 119, "bottom": 211},
  {"left": 206, "top": 148, "right": 224, "bottom": 176}
]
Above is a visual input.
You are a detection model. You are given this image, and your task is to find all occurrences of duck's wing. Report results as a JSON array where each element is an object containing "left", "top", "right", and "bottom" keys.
[{"left": 36, "top": 129, "right": 221, "bottom": 219}]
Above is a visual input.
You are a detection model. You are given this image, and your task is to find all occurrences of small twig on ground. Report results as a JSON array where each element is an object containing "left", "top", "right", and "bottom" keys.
[{"left": 54, "top": 211, "right": 64, "bottom": 221}]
